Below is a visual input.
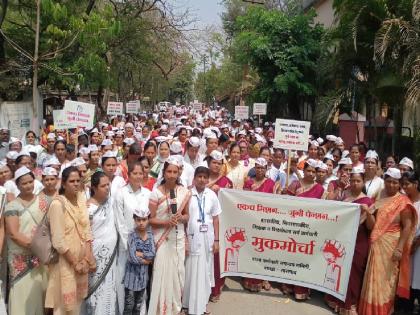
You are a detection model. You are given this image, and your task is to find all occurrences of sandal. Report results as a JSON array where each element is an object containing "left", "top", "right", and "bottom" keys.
[
  {"left": 209, "top": 294, "right": 220, "bottom": 303},
  {"left": 179, "top": 308, "right": 188, "bottom": 315},
  {"left": 295, "top": 293, "right": 309, "bottom": 301},
  {"left": 280, "top": 284, "right": 293, "bottom": 295},
  {"left": 262, "top": 280, "right": 271, "bottom": 291}
]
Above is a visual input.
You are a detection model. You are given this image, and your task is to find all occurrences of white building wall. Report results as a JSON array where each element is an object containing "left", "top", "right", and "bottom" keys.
[{"left": 312, "top": 0, "right": 335, "bottom": 28}]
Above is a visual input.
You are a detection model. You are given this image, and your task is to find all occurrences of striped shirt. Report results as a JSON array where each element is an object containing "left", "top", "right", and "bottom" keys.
[{"left": 123, "top": 229, "right": 155, "bottom": 291}]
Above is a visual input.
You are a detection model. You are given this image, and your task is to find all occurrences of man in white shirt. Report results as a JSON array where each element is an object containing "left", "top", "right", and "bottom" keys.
[{"left": 268, "top": 148, "right": 286, "bottom": 181}]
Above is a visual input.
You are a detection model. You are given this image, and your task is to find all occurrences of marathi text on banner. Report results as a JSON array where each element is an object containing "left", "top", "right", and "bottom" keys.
[
  {"left": 218, "top": 189, "right": 360, "bottom": 301},
  {"left": 274, "top": 118, "right": 311, "bottom": 151},
  {"left": 193, "top": 103, "right": 203, "bottom": 111},
  {"left": 235, "top": 106, "right": 249, "bottom": 120},
  {"left": 63, "top": 100, "right": 95, "bottom": 128},
  {"left": 107, "top": 101, "right": 124, "bottom": 116},
  {"left": 253, "top": 103, "right": 267, "bottom": 115},
  {"left": 126, "top": 101, "right": 140, "bottom": 114},
  {"left": 53, "top": 109, "right": 77, "bottom": 129}
]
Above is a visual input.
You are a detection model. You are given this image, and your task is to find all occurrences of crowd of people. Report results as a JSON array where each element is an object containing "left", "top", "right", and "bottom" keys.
[{"left": 0, "top": 104, "right": 418, "bottom": 315}]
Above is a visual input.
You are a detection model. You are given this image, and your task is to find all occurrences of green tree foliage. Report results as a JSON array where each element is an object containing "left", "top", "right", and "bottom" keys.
[
  {"left": 0, "top": 0, "right": 195, "bottom": 114},
  {"left": 331, "top": 0, "right": 417, "bottom": 154},
  {"left": 373, "top": 0, "right": 419, "bottom": 108},
  {"left": 231, "top": 6, "right": 324, "bottom": 118}
]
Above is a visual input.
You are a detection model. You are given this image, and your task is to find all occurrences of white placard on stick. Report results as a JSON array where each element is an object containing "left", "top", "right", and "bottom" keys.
[
  {"left": 107, "top": 101, "right": 124, "bottom": 116},
  {"left": 63, "top": 100, "right": 95, "bottom": 128},
  {"left": 126, "top": 101, "right": 140, "bottom": 114},
  {"left": 253, "top": 103, "right": 267, "bottom": 115},
  {"left": 235, "top": 106, "right": 249, "bottom": 120},
  {"left": 274, "top": 118, "right": 311, "bottom": 151},
  {"left": 53, "top": 109, "right": 76, "bottom": 129},
  {"left": 193, "top": 103, "right": 203, "bottom": 111}
]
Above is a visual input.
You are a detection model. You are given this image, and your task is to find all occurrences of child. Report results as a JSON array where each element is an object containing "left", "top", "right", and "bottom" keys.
[
  {"left": 183, "top": 166, "right": 222, "bottom": 315},
  {"left": 123, "top": 207, "right": 155, "bottom": 315}
]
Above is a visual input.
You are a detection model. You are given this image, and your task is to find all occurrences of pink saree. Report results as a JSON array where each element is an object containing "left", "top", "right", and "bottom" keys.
[
  {"left": 287, "top": 180, "right": 325, "bottom": 198},
  {"left": 285, "top": 180, "right": 324, "bottom": 299},
  {"left": 242, "top": 178, "right": 276, "bottom": 292},
  {"left": 325, "top": 196, "right": 373, "bottom": 313},
  {"left": 359, "top": 194, "right": 417, "bottom": 315},
  {"left": 208, "top": 176, "right": 233, "bottom": 299}
]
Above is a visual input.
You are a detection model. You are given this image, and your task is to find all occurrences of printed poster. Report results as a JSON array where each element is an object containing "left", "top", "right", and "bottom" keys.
[
  {"left": 63, "top": 100, "right": 95, "bottom": 128},
  {"left": 274, "top": 119, "right": 311, "bottom": 151},
  {"left": 126, "top": 101, "right": 140, "bottom": 114},
  {"left": 218, "top": 189, "right": 360, "bottom": 301},
  {"left": 0, "top": 101, "right": 33, "bottom": 138},
  {"left": 107, "top": 101, "right": 124, "bottom": 116},
  {"left": 53, "top": 109, "right": 77, "bottom": 129},
  {"left": 253, "top": 103, "right": 267, "bottom": 115},
  {"left": 235, "top": 106, "right": 249, "bottom": 120}
]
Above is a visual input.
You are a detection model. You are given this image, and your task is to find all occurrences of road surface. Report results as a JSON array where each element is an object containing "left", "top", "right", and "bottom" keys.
[{"left": 208, "top": 277, "right": 333, "bottom": 315}]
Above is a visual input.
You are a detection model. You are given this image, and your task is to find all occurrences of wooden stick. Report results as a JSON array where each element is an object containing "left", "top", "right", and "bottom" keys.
[
  {"left": 75, "top": 127, "right": 79, "bottom": 149},
  {"left": 285, "top": 149, "right": 292, "bottom": 189}
]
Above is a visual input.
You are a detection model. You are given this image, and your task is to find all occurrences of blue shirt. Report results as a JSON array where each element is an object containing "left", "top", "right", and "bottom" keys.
[{"left": 123, "top": 229, "right": 156, "bottom": 291}]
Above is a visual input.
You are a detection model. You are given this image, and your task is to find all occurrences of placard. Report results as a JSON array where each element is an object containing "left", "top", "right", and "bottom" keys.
[
  {"left": 63, "top": 100, "right": 95, "bottom": 128},
  {"left": 193, "top": 103, "right": 203, "bottom": 111},
  {"left": 53, "top": 109, "right": 76, "bottom": 129},
  {"left": 274, "top": 119, "right": 311, "bottom": 151},
  {"left": 235, "top": 106, "right": 249, "bottom": 120},
  {"left": 253, "top": 103, "right": 267, "bottom": 115},
  {"left": 126, "top": 101, "right": 140, "bottom": 114},
  {"left": 107, "top": 101, "right": 124, "bottom": 116},
  {"left": 219, "top": 189, "right": 360, "bottom": 301}
]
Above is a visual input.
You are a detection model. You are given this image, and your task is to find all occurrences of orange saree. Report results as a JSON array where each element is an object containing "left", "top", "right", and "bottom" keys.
[{"left": 359, "top": 194, "right": 417, "bottom": 315}]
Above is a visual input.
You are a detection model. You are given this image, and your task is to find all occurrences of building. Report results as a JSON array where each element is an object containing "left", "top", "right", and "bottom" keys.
[
  {"left": 305, "top": 0, "right": 419, "bottom": 152},
  {"left": 303, "top": 0, "right": 335, "bottom": 28}
]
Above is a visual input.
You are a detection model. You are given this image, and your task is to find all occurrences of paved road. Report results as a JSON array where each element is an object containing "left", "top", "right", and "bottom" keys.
[{"left": 208, "top": 278, "right": 333, "bottom": 315}]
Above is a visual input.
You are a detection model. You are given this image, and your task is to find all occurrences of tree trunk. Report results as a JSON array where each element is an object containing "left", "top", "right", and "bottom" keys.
[
  {"left": 97, "top": 85, "right": 105, "bottom": 119},
  {"left": 0, "top": 35, "right": 5, "bottom": 66},
  {"left": 287, "top": 94, "right": 301, "bottom": 120}
]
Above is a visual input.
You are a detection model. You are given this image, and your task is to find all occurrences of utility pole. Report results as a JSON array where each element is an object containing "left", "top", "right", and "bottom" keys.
[
  {"left": 242, "top": 0, "right": 265, "bottom": 5},
  {"left": 202, "top": 54, "right": 208, "bottom": 104},
  {"left": 33, "top": 0, "right": 41, "bottom": 119}
]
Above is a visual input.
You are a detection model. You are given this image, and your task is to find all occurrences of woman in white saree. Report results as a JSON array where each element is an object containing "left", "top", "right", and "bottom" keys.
[
  {"left": 82, "top": 172, "right": 119, "bottom": 315},
  {"left": 148, "top": 157, "right": 191, "bottom": 315}
]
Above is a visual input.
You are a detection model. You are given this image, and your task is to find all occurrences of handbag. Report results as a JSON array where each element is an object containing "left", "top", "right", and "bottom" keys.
[{"left": 30, "top": 199, "right": 64, "bottom": 265}]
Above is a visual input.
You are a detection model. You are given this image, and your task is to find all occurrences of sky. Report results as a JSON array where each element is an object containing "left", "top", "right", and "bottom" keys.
[{"left": 176, "top": 0, "right": 224, "bottom": 28}]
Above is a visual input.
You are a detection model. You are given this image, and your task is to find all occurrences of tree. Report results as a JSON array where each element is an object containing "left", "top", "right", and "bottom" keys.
[
  {"left": 331, "top": 0, "right": 416, "bottom": 153},
  {"left": 374, "top": 0, "right": 419, "bottom": 109},
  {"left": 231, "top": 6, "right": 324, "bottom": 118},
  {"left": 0, "top": 0, "right": 196, "bottom": 118}
]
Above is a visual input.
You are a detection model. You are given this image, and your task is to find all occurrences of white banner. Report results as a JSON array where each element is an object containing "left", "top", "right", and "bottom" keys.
[
  {"left": 126, "top": 101, "right": 140, "bottom": 114},
  {"left": 253, "top": 103, "right": 267, "bottom": 115},
  {"left": 219, "top": 189, "right": 360, "bottom": 301},
  {"left": 63, "top": 100, "right": 95, "bottom": 128},
  {"left": 107, "top": 101, "right": 124, "bottom": 116},
  {"left": 193, "top": 103, "right": 203, "bottom": 111},
  {"left": 274, "top": 119, "right": 311, "bottom": 151},
  {"left": 235, "top": 106, "right": 249, "bottom": 120},
  {"left": 53, "top": 110, "right": 76, "bottom": 129},
  {"left": 0, "top": 101, "right": 33, "bottom": 138}
]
